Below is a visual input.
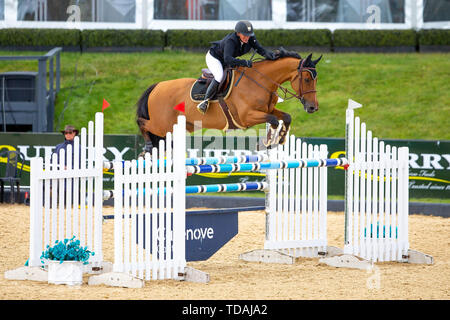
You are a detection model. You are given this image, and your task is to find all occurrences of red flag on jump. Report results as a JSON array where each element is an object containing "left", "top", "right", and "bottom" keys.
[
  {"left": 174, "top": 101, "right": 185, "bottom": 113},
  {"left": 102, "top": 99, "right": 110, "bottom": 112}
]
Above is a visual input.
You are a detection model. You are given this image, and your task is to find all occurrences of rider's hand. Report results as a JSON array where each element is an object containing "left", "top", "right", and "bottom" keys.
[
  {"left": 264, "top": 51, "right": 276, "bottom": 60},
  {"left": 245, "top": 60, "right": 253, "bottom": 68}
]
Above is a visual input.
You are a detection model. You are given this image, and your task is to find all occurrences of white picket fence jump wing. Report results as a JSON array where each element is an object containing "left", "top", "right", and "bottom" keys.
[
  {"left": 264, "top": 134, "right": 329, "bottom": 258},
  {"left": 344, "top": 106, "right": 410, "bottom": 263},
  {"left": 29, "top": 113, "right": 104, "bottom": 268},
  {"left": 112, "top": 116, "right": 187, "bottom": 281}
]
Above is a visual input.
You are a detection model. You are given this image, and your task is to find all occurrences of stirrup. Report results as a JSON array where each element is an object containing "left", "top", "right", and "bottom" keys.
[{"left": 197, "top": 100, "right": 209, "bottom": 115}]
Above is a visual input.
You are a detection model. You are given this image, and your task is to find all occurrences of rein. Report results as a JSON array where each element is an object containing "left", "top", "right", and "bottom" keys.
[{"left": 234, "top": 58, "right": 317, "bottom": 103}]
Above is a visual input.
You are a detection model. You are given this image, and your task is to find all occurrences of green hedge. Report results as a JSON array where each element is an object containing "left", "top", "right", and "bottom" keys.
[
  {"left": 81, "top": 29, "right": 165, "bottom": 50},
  {"left": 166, "top": 29, "right": 231, "bottom": 48},
  {"left": 166, "top": 29, "right": 332, "bottom": 49},
  {"left": 255, "top": 29, "right": 332, "bottom": 47},
  {"left": 418, "top": 29, "right": 450, "bottom": 46},
  {"left": 333, "top": 29, "right": 417, "bottom": 47},
  {"left": 0, "top": 28, "right": 81, "bottom": 48},
  {"left": 2, "top": 28, "right": 449, "bottom": 53}
]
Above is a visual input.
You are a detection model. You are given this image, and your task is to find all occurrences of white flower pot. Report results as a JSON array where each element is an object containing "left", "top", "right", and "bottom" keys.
[{"left": 47, "top": 260, "right": 84, "bottom": 286}]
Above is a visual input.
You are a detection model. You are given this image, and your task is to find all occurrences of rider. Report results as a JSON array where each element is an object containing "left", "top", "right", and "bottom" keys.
[{"left": 196, "top": 20, "right": 276, "bottom": 114}]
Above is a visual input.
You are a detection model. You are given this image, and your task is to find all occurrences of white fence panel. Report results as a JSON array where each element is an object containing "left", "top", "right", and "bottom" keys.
[
  {"left": 112, "top": 116, "right": 186, "bottom": 281},
  {"left": 264, "top": 134, "right": 328, "bottom": 257},
  {"left": 28, "top": 113, "right": 104, "bottom": 268},
  {"left": 344, "top": 106, "right": 410, "bottom": 262}
]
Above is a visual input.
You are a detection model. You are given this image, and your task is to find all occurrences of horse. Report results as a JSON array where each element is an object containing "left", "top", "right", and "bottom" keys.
[{"left": 136, "top": 49, "right": 322, "bottom": 154}]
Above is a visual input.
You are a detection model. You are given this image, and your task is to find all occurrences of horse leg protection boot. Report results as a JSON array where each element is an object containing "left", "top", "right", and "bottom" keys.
[
  {"left": 197, "top": 80, "right": 219, "bottom": 114},
  {"left": 145, "top": 140, "right": 153, "bottom": 152}
]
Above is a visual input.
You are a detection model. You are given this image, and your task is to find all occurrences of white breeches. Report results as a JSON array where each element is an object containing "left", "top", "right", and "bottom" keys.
[{"left": 205, "top": 50, "right": 224, "bottom": 82}]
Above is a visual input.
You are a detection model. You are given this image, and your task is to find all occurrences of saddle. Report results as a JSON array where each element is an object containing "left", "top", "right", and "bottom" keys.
[
  {"left": 190, "top": 68, "right": 243, "bottom": 130},
  {"left": 190, "top": 68, "right": 235, "bottom": 103}
]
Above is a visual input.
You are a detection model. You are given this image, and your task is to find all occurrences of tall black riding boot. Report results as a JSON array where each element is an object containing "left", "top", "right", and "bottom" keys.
[{"left": 197, "top": 80, "right": 219, "bottom": 114}]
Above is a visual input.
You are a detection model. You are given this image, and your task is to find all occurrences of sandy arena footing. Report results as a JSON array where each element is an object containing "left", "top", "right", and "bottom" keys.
[{"left": 1, "top": 204, "right": 449, "bottom": 300}]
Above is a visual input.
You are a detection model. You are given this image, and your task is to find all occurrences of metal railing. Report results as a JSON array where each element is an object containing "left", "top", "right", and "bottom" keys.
[{"left": 0, "top": 47, "right": 61, "bottom": 132}]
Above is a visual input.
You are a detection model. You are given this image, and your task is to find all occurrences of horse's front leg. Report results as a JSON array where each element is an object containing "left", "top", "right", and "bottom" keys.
[
  {"left": 270, "top": 108, "right": 291, "bottom": 145},
  {"left": 245, "top": 110, "right": 284, "bottom": 150}
]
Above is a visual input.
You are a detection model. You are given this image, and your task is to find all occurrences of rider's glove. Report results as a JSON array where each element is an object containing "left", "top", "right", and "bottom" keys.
[{"left": 264, "top": 51, "right": 276, "bottom": 60}]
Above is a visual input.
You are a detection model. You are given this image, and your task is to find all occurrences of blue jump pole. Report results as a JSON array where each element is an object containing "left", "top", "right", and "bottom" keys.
[
  {"left": 103, "top": 181, "right": 269, "bottom": 200},
  {"left": 185, "top": 182, "right": 268, "bottom": 194},
  {"left": 185, "top": 154, "right": 269, "bottom": 166},
  {"left": 103, "top": 154, "right": 270, "bottom": 170},
  {"left": 186, "top": 158, "right": 349, "bottom": 174}
]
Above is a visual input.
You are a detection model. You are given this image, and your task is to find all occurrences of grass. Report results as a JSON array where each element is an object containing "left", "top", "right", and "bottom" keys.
[{"left": 0, "top": 50, "right": 449, "bottom": 140}]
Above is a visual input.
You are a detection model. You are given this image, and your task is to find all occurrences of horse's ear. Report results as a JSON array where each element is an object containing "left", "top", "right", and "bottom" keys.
[
  {"left": 312, "top": 55, "right": 323, "bottom": 65},
  {"left": 305, "top": 53, "right": 312, "bottom": 62}
]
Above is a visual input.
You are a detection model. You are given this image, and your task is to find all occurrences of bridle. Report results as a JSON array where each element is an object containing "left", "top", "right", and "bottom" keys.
[
  {"left": 234, "top": 58, "right": 317, "bottom": 104},
  {"left": 293, "top": 59, "right": 317, "bottom": 104}
]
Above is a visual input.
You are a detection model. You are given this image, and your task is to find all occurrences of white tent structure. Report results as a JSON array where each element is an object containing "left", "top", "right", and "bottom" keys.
[{"left": 0, "top": 0, "right": 448, "bottom": 30}]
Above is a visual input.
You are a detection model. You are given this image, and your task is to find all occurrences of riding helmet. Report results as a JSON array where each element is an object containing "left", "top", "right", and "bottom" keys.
[{"left": 235, "top": 20, "right": 254, "bottom": 37}]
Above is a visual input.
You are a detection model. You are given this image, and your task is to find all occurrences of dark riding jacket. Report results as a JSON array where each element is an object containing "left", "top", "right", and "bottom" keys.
[
  {"left": 209, "top": 32, "right": 268, "bottom": 68},
  {"left": 53, "top": 139, "right": 80, "bottom": 167}
]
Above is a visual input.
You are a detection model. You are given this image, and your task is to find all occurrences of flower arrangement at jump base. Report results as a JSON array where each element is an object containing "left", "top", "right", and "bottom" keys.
[
  {"left": 40, "top": 236, "right": 95, "bottom": 264},
  {"left": 41, "top": 236, "right": 95, "bottom": 286}
]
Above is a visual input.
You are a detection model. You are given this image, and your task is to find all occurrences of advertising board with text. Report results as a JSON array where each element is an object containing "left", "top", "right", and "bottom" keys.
[{"left": 1, "top": 133, "right": 448, "bottom": 199}]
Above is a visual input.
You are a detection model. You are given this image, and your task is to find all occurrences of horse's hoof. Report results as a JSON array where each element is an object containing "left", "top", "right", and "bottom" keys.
[
  {"left": 256, "top": 139, "right": 280, "bottom": 151},
  {"left": 256, "top": 140, "right": 267, "bottom": 151}
]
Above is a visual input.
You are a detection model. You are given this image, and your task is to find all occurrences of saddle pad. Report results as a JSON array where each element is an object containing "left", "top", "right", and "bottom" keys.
[{"left": 190, "top": 70, "right": 235, "bottom": 103}]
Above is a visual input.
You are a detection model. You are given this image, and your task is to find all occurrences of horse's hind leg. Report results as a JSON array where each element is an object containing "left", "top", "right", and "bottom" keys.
[
  {"left": 137, "top": 117, "right": 175, "bottom": 158},
  {"left": 137, "top": 117, "right": 154, "bottom": 155},
  {"left": 137, "top": 117, "right": 167, "bottom": 156}
]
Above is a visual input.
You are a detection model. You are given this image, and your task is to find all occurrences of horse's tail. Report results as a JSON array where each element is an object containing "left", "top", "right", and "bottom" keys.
[
  {"left": 136, "top": 82, "right": 159, "bottom": 121},
  {"left": 136, "top": 82, "right": 164, "bottom": 154}
]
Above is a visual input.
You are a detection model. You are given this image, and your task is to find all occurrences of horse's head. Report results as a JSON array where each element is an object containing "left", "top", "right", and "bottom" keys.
[{"left": 293, "top": 53, "right": 322, "bottom": 113}]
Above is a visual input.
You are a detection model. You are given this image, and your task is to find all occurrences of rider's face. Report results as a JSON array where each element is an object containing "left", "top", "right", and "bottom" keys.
[{"left": 237, "top": 33, "right": 250, "bottom": 43}]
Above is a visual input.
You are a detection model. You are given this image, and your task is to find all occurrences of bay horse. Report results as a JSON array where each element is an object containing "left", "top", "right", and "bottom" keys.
[{"left": 136, "top": 49, "right": 322, "bottom": 154}]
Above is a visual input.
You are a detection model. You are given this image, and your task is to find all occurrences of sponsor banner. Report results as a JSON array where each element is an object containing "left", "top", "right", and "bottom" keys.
[
  {"left": 182, "top": 136, "right": 450, "bottom": 199},
  {"left": 185, "top": 210, "right": 238, "bottom": 261},
  {"left": 302, "top": 138, "right": 450, "bottom": 199},
  {"left": 1, "top": 133, "right": 448, "bottom": 199},
  {"left": 0, "top": 132, "right": 138, "bottom": 189},
  {"left": 103, "top": 208, "right": 238, "bottom": 261}
]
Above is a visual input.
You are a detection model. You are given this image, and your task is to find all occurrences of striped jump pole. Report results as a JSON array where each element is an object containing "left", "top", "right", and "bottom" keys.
[
  {"left": 186, "top": 182, "right": 268, "bottom": 193},
  {"left": 186, "top": 158, "right": 349, "bottom": 174},
  {"left": 103, "top": 154, "right": 270, "bottom": 170},
  {"left": 186, "top": 154, "right": 269, "bottom": 166},
  {"left": 103, "top": 181, "right": 268, "bottom": 200}
]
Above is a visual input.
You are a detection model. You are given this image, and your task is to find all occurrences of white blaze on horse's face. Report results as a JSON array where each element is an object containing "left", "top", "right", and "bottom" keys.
[{"left": 301, "top": 70, "right": 318, "bottom": 114}]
